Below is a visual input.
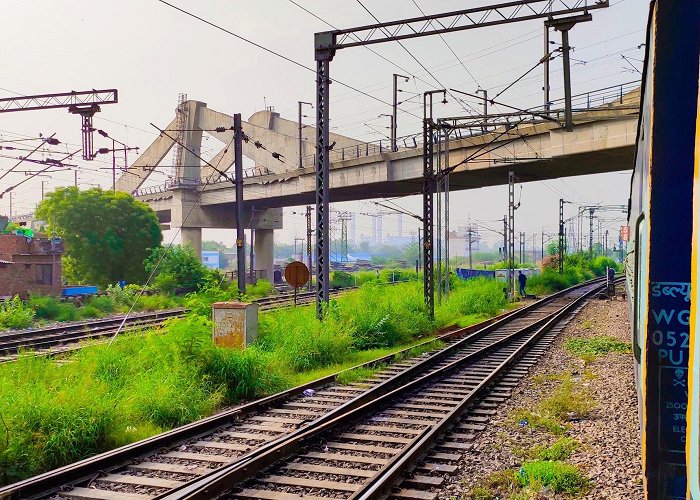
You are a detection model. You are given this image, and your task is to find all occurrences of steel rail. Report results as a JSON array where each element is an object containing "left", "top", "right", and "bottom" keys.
[
  {"left": 0, "top": 277, "right": 608, "bottom": 499},
  {"left": 0, "top": 305, "right": 520, "bottom": 500},
  {"left": 0, "top": 309, "right": 186, "bottom": 360},
  {"left": 157, "top": 277, "right": 606, "bottom": 499},
  {"left": 350, "top": 280, "right": 604, "bottom": 499}
]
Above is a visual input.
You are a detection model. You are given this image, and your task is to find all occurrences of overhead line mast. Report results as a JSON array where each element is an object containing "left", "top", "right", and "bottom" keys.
[{"left": 313, "top": 0, "right": 609, "bottom": 320}]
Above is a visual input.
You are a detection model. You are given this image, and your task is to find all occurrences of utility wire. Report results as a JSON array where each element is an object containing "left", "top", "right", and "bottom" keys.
[
  {"left": 287, "top": 0, "right": 417, "bottom": 81},
  {"left": 155, "top": 0, "right": 421, "bottom": 120},
  {"left": 353, "top": 0, "right": 480, "bottom": 116},
  {"left": 410, "top": 0, "right": 480, "bottom": 89},
  {"left": 108, "top": 127, "right": 237, "bottom": 346}
]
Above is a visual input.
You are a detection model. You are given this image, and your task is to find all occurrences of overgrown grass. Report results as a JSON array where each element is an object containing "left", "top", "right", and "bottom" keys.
[
  {"left": 336, "top": 365, "right": 382, "bottom": 385},
  {"left": 0, "top": 315, "right": 286, "bottom": 485},
  {"left": 516, "top": 460, "right": 589, "bottom": 494},
  {"left": 527, "top": 253, "right": 620, "bottom": 295},
  {"left": 435, "top": 277, "right": 506, "bottom": 327},
  {"left": 510, "top": 409, "right": 567, "bottom": 435},
  {"left": 566, "top": 336, "right": 631, "bottom": 357},
  {"left": 1, "top": 278, "right": 506, "bottom": 485},
  {"left": 528, "top": 437, "right": 579, "bottom": 461},
  {"left": 0, "top": 296, "right": 34, "bottom": 329},
  {"left": 539, "top": 375, "right": 596, "bottom": 421}
]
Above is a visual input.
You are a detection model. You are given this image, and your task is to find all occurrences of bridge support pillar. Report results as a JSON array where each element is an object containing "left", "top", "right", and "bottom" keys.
[
  {"left": 254, "top": 229, "right": 274, "bottom": 283},
  {"left": 181, "top": 227, "right": 202, "bottom": 257}
]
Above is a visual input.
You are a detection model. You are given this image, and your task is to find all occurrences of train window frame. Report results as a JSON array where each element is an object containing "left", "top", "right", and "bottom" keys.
[{"left": 632, "top": 213, "right": 646, "bottom": 362}]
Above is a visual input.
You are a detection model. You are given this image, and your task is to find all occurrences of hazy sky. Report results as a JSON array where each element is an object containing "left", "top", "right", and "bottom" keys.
[{"left": 0, "top": 0, "right": 646, "bottom": 247}]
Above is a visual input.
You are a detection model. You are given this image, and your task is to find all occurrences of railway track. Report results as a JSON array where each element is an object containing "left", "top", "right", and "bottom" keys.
[
  {"left": 0, "top": 309, "right": 186, "bottom": 363},
  {"left": 254, "top": 288, "right": 352, "bottom": 310},
  {"left": 0, "top": 277, "right": 607, "bottom": 500}
]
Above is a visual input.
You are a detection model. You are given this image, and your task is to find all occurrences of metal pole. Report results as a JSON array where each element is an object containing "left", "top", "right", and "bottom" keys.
[
  {"left": 392, "top": 74, "right": 409, "bottom": 152},
  {"left": 250, "top": 224, "right": 255, "bottom": 284},
  {"left": 111, "top": 139, "right": 116, "bottom": 193},
  {"left": 74, "top": 170, "right": 78, "bottom": 188},
  {"left": 559, "top": 198, "right": 565, "bottom": 274},
  {"left": 477, "top": 89, "right": 488, "bottom": 132},
  {"left": 605, "top": 229, "right": 609, "bottom": 257},
  {"left": 392, "top": 74, "right": 398, "bottom": 152},
  {"left": 306, "top": 205, "right": 313, "bottom": 291},
  {"left": 503, "top": 216, "right": 507, "bottom": 263},
  {"left": 417, "top": 228, "right": 422, "bottom": 272},
  {"left": 233, "top": 114, "right": 246, "bottom": 295},
  {"left": 589, "top": 207, "right": 594, "bottom": 256},
  {"left": 298, "top": 101, "right": 312, "bottom": 169},
  {"left": 508, "top": 171, "right": 515, "bottom": 299},
  {"left": 543, "top": 24, "right": 550, "bottom": 114},
  {"left": 315, "top": 57, "right": 331, "bottom": 319},
  {"left": 422, "top": 92, "right": 436, "bottom": 320},
  {"left": 436, "top": 123, "right": 442, "bottom": 307},
  {"left": 468, "top": 226, "right": 473, "bottom": 269},
  {"left": 541, "top": 228, "right": 544, "bottom": 263},
  {"left": 444, "top": 128, "right": 450, "bottom": 298},
  {"left": 561, "top": 27, "right": 573, "bottom": 131}
]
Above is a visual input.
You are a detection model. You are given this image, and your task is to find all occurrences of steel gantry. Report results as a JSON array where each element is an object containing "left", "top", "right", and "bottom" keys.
[
  {"left": 312, "top": 0, "right": 609, "bottom": 319},
  {"left": 0, "top": 89, "right": 118, "bottom": 160}
]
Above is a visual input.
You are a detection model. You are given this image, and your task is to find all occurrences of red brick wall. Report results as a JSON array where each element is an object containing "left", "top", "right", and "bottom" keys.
[
  {"left": 0, "top": 234, "right": 30, "bottom": 258},
  {"left": 0, "top": 234, "right": 63, "bottom": 298}
]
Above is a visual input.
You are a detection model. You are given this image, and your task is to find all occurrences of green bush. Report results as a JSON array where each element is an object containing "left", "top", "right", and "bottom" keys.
[
  {"left": 28, "top": 295, "right": 82, "bottom": 323},
  {"left": 86, "top": 296, "right": 117, "bottom": 314},
  {"left": 330, "top": 271, "right": 355, "bottom": 288},
  {"left": 0, "top": 315, "right": 285, "bottom": 485},
  {"left": 144, "top": 245, "right": 209, "bottom": 292},
  {"left": 0, "top": 296, "right": 35, "bottom": 329},
  {"left": 435, "top": 277, "right": 506, "bottom": 327},
  {"left": 185, "top": 286, "right": 236, "bottom": 317},
  {"left": 76, "top": 306, "right": 102, "bottom": 320},
  {"left": 56, "top": 304, "right": 78, "bottom": 322},
  {"left": 516, "top": 460, "right": 588, "bottom": 494},
  {"left": 257, "top": 306, "right": 353, "bottom": 372},
  {"left": 245, "top": 280, "right": 274, "bottom": 300},
  {"left": 152, "top": 272, "right": 178, "bottom": 294},
  {"left": 136, "top": 294, "right": 177, "bottom": 312},
  {"left": 335, "top": 281, "right": 432, "bottom": 350}
]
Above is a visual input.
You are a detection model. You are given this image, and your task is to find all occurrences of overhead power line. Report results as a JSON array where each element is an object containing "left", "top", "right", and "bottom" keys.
[
  {"left": 410, "top": 0, "right": 480, "bottom": 89},
  {"left": 155, "top": 0, "right": 422, "bottom": 119},
  {"left": 354, "top": 0, "right": 479, "bottom": 115}
]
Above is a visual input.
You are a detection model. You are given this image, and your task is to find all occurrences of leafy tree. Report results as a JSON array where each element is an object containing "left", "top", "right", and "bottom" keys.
[
  {"left": 145, "top": 245, "right": 210, "bottom": 293},
  {"left": 546, "top": 241, "right": 559, "bottom": 256},
  {"left": 36, "top": 187, "right": 162, "bottom": 287}
]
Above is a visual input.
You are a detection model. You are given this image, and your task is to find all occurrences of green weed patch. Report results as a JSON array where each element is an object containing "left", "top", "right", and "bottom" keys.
[
  {"left": 566, "top": 336, "right": 631, "bottom": 357},
  {"left": 511, "top": 409, "right": 567, "bottom": 435},
  {"left": 516, "top": 460, "right": 589, "bottom": 494},
  {"left": 529, "top": 437, "right": 579, "bottom": 461},
  {"left": 539, "top": 376, "right": 596, "bottom": 421}
]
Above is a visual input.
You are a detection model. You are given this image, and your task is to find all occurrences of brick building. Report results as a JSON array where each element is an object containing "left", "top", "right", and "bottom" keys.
[{"left": 0, "top": 234, "right": 64, "bottom": 298}]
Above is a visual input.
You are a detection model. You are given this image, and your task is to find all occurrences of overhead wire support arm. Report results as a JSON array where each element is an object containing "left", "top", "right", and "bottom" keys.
[
  {"left": 323, "top": 0, "right": 608, "bottom": 51},
  {"left": 0, "top": 89, "right": 118, "bottom": 161},
  {"left": 312, "top": 0, "right": 609, "bottom": 319},
  {"left": 0, "top": 89, "right": 118, "bottom": 113}
]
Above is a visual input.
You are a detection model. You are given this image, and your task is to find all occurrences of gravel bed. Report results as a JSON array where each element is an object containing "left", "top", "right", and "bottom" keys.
[{"left": 441, "top": 297, "right": 642, "bottom": 499}]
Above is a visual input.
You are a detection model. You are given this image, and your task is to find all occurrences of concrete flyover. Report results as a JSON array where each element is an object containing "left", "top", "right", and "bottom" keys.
[{"left": 123, "top": 86, "right": 640, "bottom": 279}]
